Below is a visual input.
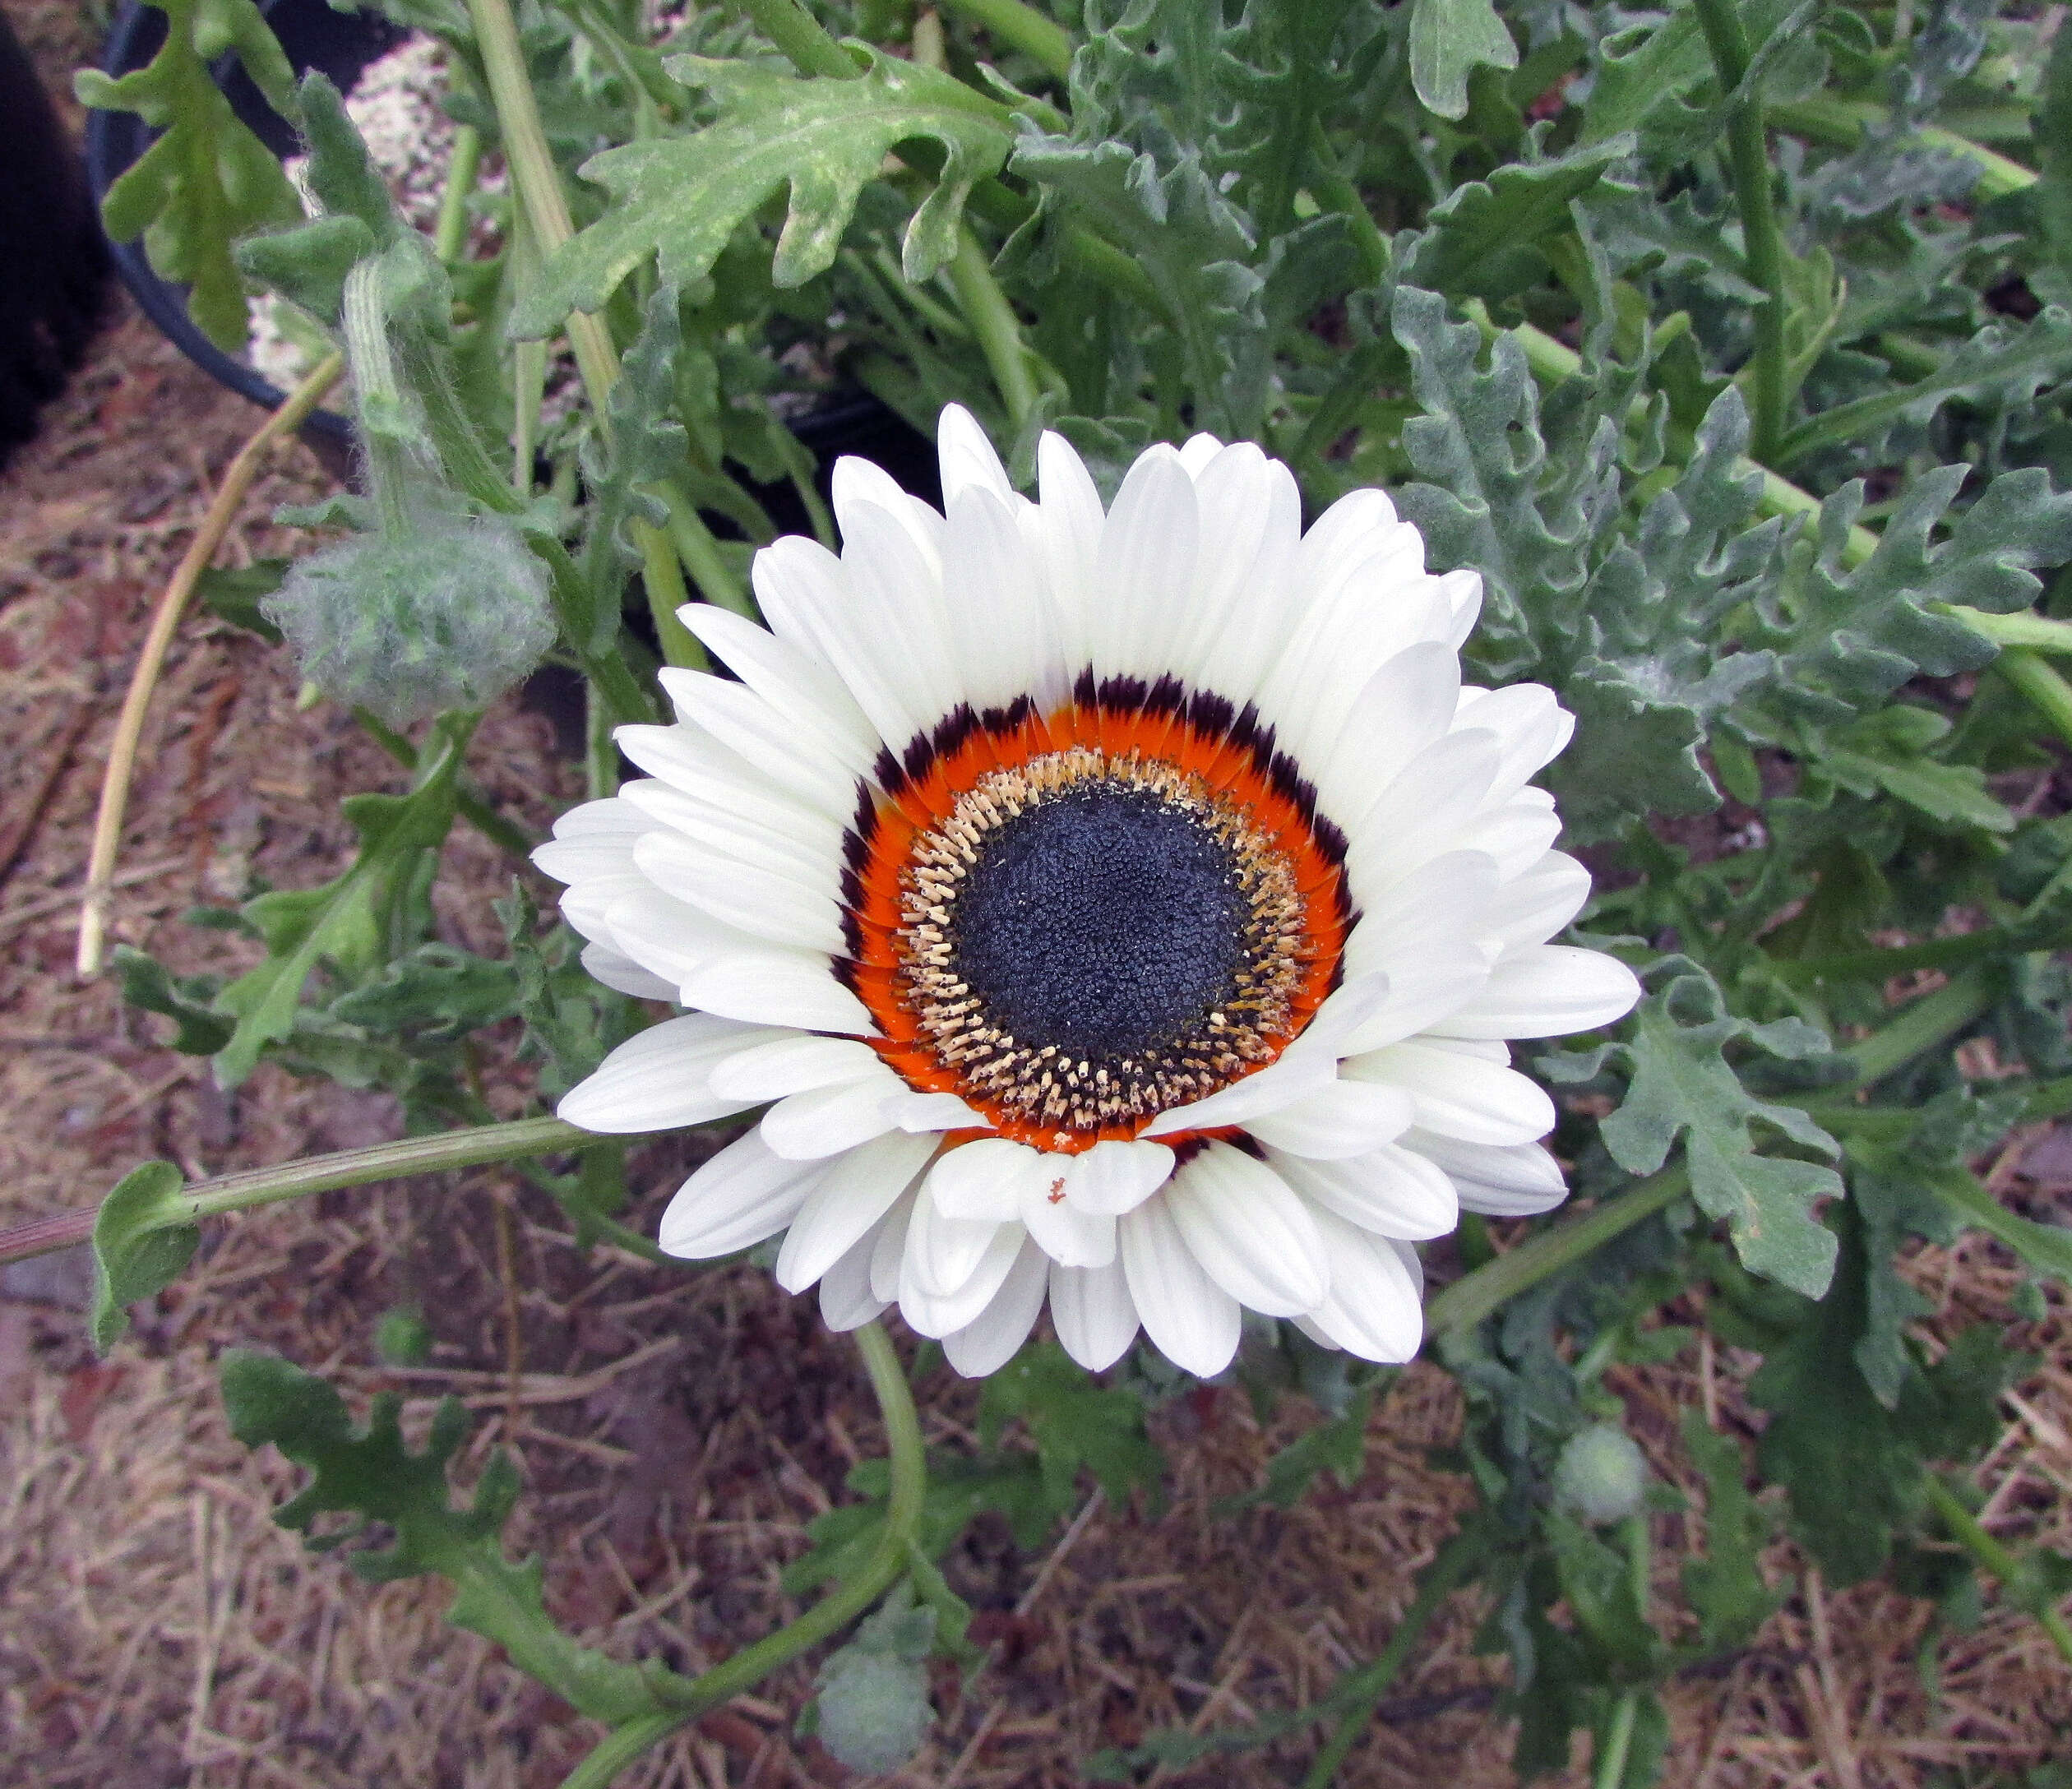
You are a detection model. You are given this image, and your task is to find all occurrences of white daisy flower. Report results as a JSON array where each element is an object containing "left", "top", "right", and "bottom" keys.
[{"left": 535, "top": 408, "right": 1640, "bottom": 1380}]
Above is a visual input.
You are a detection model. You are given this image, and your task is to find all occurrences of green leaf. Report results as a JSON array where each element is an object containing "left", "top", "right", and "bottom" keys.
[
  {"left": 326, "top": 942, "right": 523, "bottom": 1047},
  {"left": 515, "top": 49, "right": 1015, "bottom": 335},
  {"left": 211, "top": 724, "right": 465, "bottom": 1088},
  {"left": 1408, "top": 0, "right": 1519, "bottom": 122},
  {"left": 2033, "top": 16, "right": 2072, "bottom": 307},
  {"left": 1593, "top": 965, "right": 1843, "bottom": 1297},
  {"left": 1217, "top": 1380, "right": 1376, "bottom": 1513},
  {"left": 113, "top": 944, "right": 235, "bottom": 1056},
  {"left": 75, "top": 0, "right": 303, "bottom": 351},
  {"left": 1679, "top": 1411, "right": 1778, "bottom": 1648},
  {"left": 978, "top": 1341, "right": 1164, "bottom": 1513},
  {"left": 90, "top": 1162, "right": 196, "bottom": 1352},
  {"left": 1760, "top": 468, "right": 2072, "bottom": 732},
  {"left": 193, "top": 560, "right": 288, "bottom": 642},
  {"left": 1780, "top": 307, "right": 2072, "bottom": 466},
  {"left": 1580, "top": 9, "right": 1711, "bottom": 146},
  {"left": 1398, "top": 137, "right": 1632, "bottom": 302},
  {"left": 222, "top": 1352, "right": 664, "bottom": 1723},
  {"left": 1922, "top": 1163, "right": 2072, "bottom": 1289}
]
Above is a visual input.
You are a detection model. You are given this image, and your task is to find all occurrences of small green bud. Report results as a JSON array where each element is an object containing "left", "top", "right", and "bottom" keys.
[
  {"left": 263, "top": 509, "right": 554, "bottom": 728},
  {"left": 812, "top": 1650, "right": 932, "bottom": 1774},
  {"left": 1552, "top": 1423, "right": 1649, "bottom": 1526},
  {"left": 374, "top": 1304, "right": 432, "bottom": 1366}
]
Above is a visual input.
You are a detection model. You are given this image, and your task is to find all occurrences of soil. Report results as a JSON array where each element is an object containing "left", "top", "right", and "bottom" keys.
[{"left": 2, "top": 3, "right": 2071, "bottom": 1785}]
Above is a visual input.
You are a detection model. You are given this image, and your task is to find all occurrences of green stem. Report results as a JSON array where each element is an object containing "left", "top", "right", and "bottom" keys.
[
  {"left": 937, "top": 0, "right": 1073, "bottom": 80},
  {"left": 1302, "top": 1531, "right": 1482, "bottom": 1787},
  {"left": 0, "top": 1116, "right": 614, "bottom": 1270},
  {"left": 469, "top": 0, "right": 699, "bottom": 669},
  {"left": 664, "top": 489, "right": 753, "bottom": 619},
  {"left": 1782, "top": 921, "right": 2066, "bottom": 987},
  {"left": 354, "top": 709, "right": 535, "bottom": 858},
  {"left": 1690, "top": 0, "right": 1788, "bottom": 461},
  {"left": 946, "top": 229, "right": 1040, "bottom": 428},
  {"left": 559, "top": 1322, "right": 927, "bottom": 1786},
  {"left": 1308, "top": 123, "right": 1389, "bottom": 284},
  {"left": 1766, "top": 97, "right": 2037, "bottom": 196},
  {"left": 1996, "top": 648, "right": 2072, "bottom": 751},
  {"left": 733, "top": 0, "right": 857, "bottom": 77},
  {"left": 432, "top": 123, "right": 484, "bottom": 264},
  {"left": 1840, "top": 968, "right": 1996, "bottom": 1087},
  {"left": 1923, "top": 1477, "right": 2072, "bottom": 1666},
  {"left": 1593, "top": 1690, "right": 1641, "bottom": 1789},
  {"left": 1425, "top": 1168, "right": 1690, "bottom": 1339}
]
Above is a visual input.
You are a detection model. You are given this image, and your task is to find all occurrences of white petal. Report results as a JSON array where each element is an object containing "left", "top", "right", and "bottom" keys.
[
  {"left": 658, "top": 668, "right": 861, "bottom": 821},
  {"left": 674, "top": 603, "right": 880, "bottom": 770},
  {"left": 1344, "top": 728, "right": 1501, "bottom": 894},
  {"left": 1405, "top": 1129, "right": 1571, "bottom": 1217},
  {"left": 899, "top": 1214, "right": 1026, "bottom": 1336},
  {"left": 619, "top": 774, "right": 844, "bottom": 898},
  {"left": 708, "top": 1034, "right": 885, "bottom": 1101},
  {"left": 1139, "top": 1048, "right": 1338, "bottom": 1138},
  {"left": 776, "top": 1130, "right": 937, "bottom": 1292},
  {"left": 1338, "top": 943, "right": 1498, "bottom": 1055},
  {"left": 927, "top": 1137, "right": 1045, "bottom": 1222},
  {"left": 1061, "top": 1140, "right": 1176, "bottom": 1216},
  {"left": 1486, "top": 853, "right": 1593, "bottom": 947},
  {"left": 1049, "top": 1256, "right": 1141, "bottom": 1370},
  {"left": 1091, "top": 444, "right": 1198, "bottom": 681},
  {"left": 1452, "top": 794, "right": 1566, "bottom": 881},
  {"left": 557, "top": 1015, "right": 781, "bottom": 1133},
  {"left": 632, "top": 828, "right": 844, "bottom": 955},
  {"left": 1244, "top": 1078, "right": 1415, "bottom": 1159},
  {"left": 1186, "top": 451, "right": 1302, "bottom": 702},
  {"left": 1033, "top": 430, "right": 1105, "bottom": 671},
  {"left": 579, "top": 941, "right": 677, "bottom": 1001},
  {"left": 1312, "top": 640, "right": 1461, "bottom": 827},
  {"left": 752, "top": 536, "right": 923, "bottom": 753},
  {"left": 615, "top": 724, "right": 849, "bottom": 862},
  {"left": 832, "top": 455, "right": 944, "bottom": 572},
  {"left": 941, "top": 483, "right": 1057, "bottom": 715},
  {"left": 1163, "top": 1143, "right": 1329, "bottom": 1317},
  {"left": 906, "top": 1180, "right": 1009, "bottom": 1297},
  {"left": 819, "top": 1226, "right": 890, "bottom": 1330},
  {"left": 1300, "top": 1207, "right": 1425, "bottom": 1362},
  {"left": 1267, "top": 1143, "right": 1459, "bottom": 1240},
  {"left": 533, "top": 796, "right": 645, "bottom": 889},
  {"left": 1118, "top": 1195, "right": 1242, "bottom": 1378},
  {"left": 944, "top": 1239, "right": 1049, "bottom": 1376},
  {"left": 1177, "top": 432, "right": 1225, "bottom": 475},
  {"left": 869, "top": 1187, "right": 918, "bottom": 1301},
  {"left": 838, "top": 497, "right": 964, "bottom": 729},
  {"left": 659, "top": 1129, "right": 824, "bottom": 1257},
  {"left": 759, "top": 1068, "right": 906, "bottom": 1160},
  {"left": 1459, "top": 682, "right": 1575, "bottom": 798},
  {"left": 937, "top": 403, "right": 1016, "bottom": 505},
  {"left": 1430, "top": 946, "right": 1641, "bottom": 1040},
  {"left": 1018, "top": 1172, "right": 1117, "bottom": 1269},
  {"left": 1437, "top": 567, "right": 1483, "bottom": 645},
  {"left": 886, "top": 1090, "right": 992, "bottom": 1133},
  {"left": 1348, "top": 1039, "right": 1555, "bottom": 1146},
  {"left": 679, "top": 947, "right": 876, "bottom": 1036}
]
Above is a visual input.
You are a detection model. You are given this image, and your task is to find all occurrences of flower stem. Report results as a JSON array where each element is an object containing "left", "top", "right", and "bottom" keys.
[
  {"left": 733, "top": 0, "right": 857, "bottom": 78},
  {"left": 1766, "top": 97, "right": 2037, "bottom": 196},
  {"left": 354, "top": 708, "right": 534, "bottom": 858},
  {"left": 1690, "top": 0, "right": 1788, "bottom": 462},
  {"left": 465, "top": 0, "right": 701, "bottom": 669},
  {"left": 1839, "top": 968, "right": 1997, "bottom": 1088},
  {"left": 76, "top": 349, "right": 346, "bottom": 978},
  {"left": 557, "top": 1322, "right": 929, "bottom": 1787},
  {"left": 946, "top": 228, "right": 1040, "bottom": 429},
  {"left": 936, "top": 0, "right": 1073, "bottom": 81},
  {"left": 0, "top": 1116, "right": 612, "bottom": 1270},
  {"left": 1425, "top": 1167, "right": 1690, "bottom": 1339},
  {"left": 432, "top": 123, "right": 483, "bottom": 264},
  {"left": 1593, "top": 1690, "right": 1642, "bottom": 1789},
  {"left": 1922, "top": 1476, "right": 2072, "bottom": 1666},
  {"left": 1995, "top": 648, "right": 2072, "bottom": 754},
  {"left": 1301, "top": 1529, "right": 1482, "bottom": 1787}
]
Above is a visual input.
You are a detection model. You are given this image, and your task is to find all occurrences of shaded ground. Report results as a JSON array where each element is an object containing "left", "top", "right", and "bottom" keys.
[{"left": 2, "top": 8, "right": 2070, "bottom": 1781}]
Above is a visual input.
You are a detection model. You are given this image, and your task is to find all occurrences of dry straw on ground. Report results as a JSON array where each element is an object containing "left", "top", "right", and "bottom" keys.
[{"left": 2, "top": 25, "right": 2068, "bottom": 1774}]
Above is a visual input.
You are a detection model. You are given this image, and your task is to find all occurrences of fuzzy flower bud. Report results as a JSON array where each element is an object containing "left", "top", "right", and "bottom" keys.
[
  {"left": 1552, "top": 1423, "right": 1649, "bottom": 1526},
  {"left": 262, "top": 508, "right": 555, "bottom": 728}
]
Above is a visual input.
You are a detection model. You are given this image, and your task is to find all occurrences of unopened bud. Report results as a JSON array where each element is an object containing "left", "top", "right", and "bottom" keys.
[{"left": 1552, "top": 1423, "right": 1649, "bottom": 1526}]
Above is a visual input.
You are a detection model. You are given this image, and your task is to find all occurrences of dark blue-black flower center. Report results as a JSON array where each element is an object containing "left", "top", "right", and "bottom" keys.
[{"left": 949, "top": 784, "right": 1248, "bottom": 1062}]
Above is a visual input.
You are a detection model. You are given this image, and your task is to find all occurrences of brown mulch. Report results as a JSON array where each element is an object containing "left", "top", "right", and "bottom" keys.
[{"left": 2, "top": 11, "right": 2070, "bottom": 1781}]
